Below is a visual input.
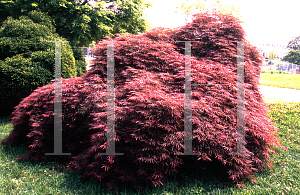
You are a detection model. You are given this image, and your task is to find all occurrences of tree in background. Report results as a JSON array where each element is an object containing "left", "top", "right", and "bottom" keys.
[
  {"left": 282, "top": 36, "right": 300, "bottom": 65},
  {"left": 282, "top": 50, "right": 300, "bottom": 65},
  {"left": 286, "top": 36, "right": 300, "bottom": 51},
  {"left": 0, "top": 11, "right": 78, "bottom": 116},
  {"left": 0, "top": 0, "right": 152, "bottom": 47},
  {"left": 0, "top": 0, "right": 152, "bottom": 117},
  {"left": 268, "top": 50, "right": 278, "bottom": 60},
  {"left": 174, "top": 0, "right": 244, "bottom": 24}
]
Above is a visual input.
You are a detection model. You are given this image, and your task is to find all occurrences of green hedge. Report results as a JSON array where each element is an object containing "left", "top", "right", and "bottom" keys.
[
  {"left": 0, "top": 11, "right": 83, "bottom": 116},
  {"left": 72, "top": 46, "right": 87, "bottom": 77}
]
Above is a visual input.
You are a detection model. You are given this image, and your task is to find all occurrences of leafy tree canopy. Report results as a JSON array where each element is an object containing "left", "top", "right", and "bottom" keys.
[
  {"left": 268, "top": 50, "right": 278, "bottom": 60},
  {"left": 0, "top": 10, "right": 79, "bottom": 116},
  {"left": 0, "top": 0, "right": 152, "bottom": 46},
  {"left": 283, "top": 35, "right": 300, "bottom": 65},
  {"left": 287, "top": 36, "right": 300, "bottom": 50},
  {"left": 174, "top": 0, "right": 244, "bottom": 23},
  {"left": 282, "top": 50, "right": 300, "bottom": 65}
]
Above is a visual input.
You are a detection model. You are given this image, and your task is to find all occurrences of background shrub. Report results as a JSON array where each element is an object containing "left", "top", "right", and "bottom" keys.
[
  {"left": 0, "top": 11, "right": 84, "bottom": 116},
  {"left": 1, "top": 12, "right": 286, "bottom": 189},
  {"left": 72, "top": 46, "right": 87, "bottom": 77}
]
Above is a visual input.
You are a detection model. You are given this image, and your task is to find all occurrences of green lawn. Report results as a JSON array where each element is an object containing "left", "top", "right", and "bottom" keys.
[
  {"left": 259, "top": 72, "right": 300, "bottom": 89},
  {"left": 1, "top": 99, "right": 300, "bottom": 194}
]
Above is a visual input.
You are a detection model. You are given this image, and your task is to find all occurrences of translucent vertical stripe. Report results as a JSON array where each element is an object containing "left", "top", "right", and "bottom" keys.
[
  {"left": 236, "top": 41, "right": 246, "bottom": 155},
  {"left": 175, "top": 41, "right": 201, "bottom": 156},
  {"left": 98, "top": 42, "right": 123, "bottom": 155},
  {"left": 235, "top": 41, "right": 253, "bottom": 156},
  {"left": 46, "top": 41, "right": 71, "bottom": 156}
]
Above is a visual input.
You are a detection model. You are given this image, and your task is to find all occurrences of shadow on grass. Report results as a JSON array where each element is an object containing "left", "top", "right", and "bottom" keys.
[{"left": 0, "top": 140, "right": 240, "bottom": 194}]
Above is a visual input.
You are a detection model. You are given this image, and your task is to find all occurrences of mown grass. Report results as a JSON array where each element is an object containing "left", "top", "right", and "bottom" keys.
[
  {"left": 0, "top": 98, "right": 299, "bottom": 194},
  {"left": 259, "top": 72, "right": 300, "bottom": 90}
]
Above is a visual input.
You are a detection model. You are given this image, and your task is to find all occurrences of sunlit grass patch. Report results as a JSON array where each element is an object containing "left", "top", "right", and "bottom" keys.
[{"left": 259, "top": 72, "right": 300, "bottom": 89}]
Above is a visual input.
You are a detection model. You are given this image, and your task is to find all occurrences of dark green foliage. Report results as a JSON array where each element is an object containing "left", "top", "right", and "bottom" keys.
[
  {"left": 0, "top": 11, "right": 77, "bottom": 116},
  {"left": 283, "top": 33, "right": 300, "bottom": 65},
  {"left": 25, "top": 8, "right": 56, "bottom": 33},
  {"left": 282, "top": 50, "right": 300, "bottom": 65},
  {"left": 0, "top": 0, "right": 152, "bottom": 47},
  {"left": 72, "top": 47, "right": 87, "bottom": 77}
]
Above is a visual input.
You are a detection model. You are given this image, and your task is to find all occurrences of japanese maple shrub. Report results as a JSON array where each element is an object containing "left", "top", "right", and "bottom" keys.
[{"left": 0, "top": 12, "right": 286, "bottom": 189}]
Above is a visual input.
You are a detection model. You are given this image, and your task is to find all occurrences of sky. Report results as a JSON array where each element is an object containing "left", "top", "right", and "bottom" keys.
[{"left": 143, "top": 0, "right": 300, "bottom": 56}]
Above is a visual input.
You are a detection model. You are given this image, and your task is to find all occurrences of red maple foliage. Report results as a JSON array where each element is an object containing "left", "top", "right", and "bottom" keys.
[{"left": 0, "top": 12, "right": 287, "bottom": 189}]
